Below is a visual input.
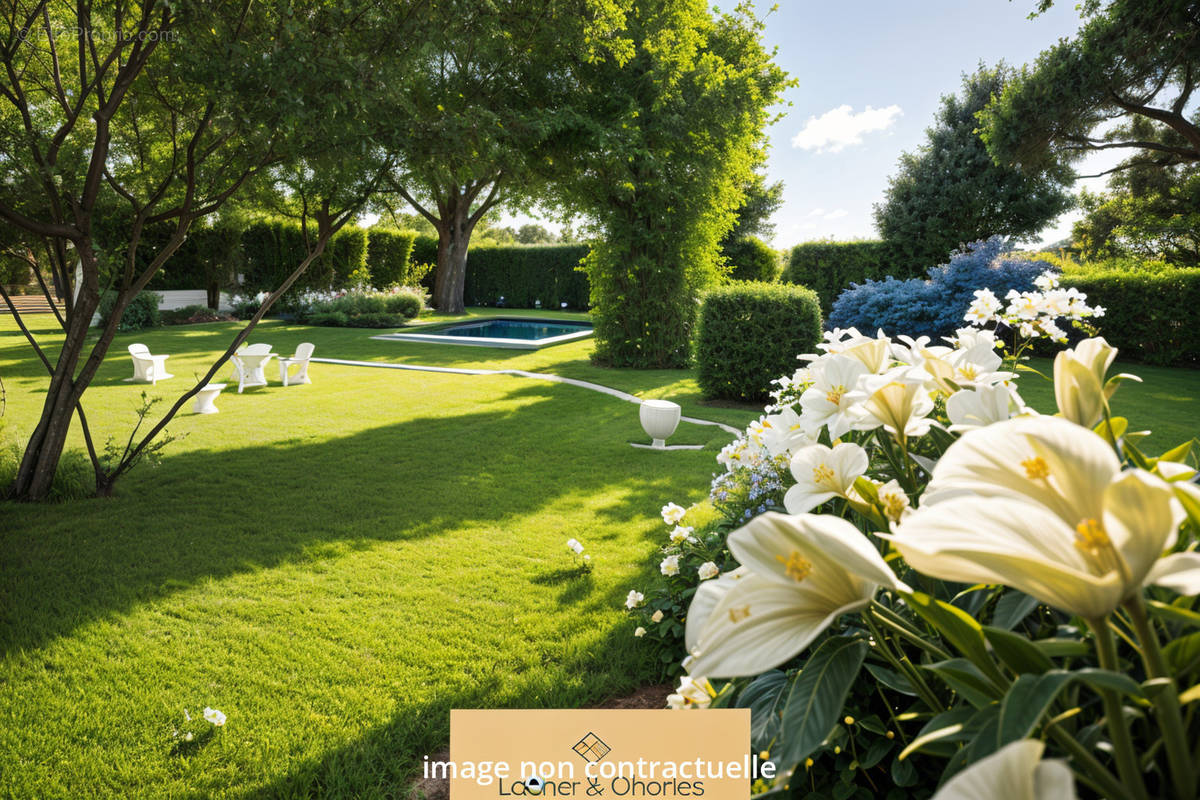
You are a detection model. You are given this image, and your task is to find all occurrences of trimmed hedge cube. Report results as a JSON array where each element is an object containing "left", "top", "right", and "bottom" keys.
[{"left": 697, "top": 281, "right": 823, "bottom": 402}]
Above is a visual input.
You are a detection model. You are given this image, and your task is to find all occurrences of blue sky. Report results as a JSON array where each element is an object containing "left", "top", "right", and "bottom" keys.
[
  {"left": 759, "top": 0, "right": 1113, "bottom": 250},
  {"left": 503, "top": 1, "right": 1118, "bottom": 249}
]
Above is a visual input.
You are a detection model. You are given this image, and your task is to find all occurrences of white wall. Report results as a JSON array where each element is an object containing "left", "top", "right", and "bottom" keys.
[{"left": 90, "top": 290, "right": 235, "bottom": 326}]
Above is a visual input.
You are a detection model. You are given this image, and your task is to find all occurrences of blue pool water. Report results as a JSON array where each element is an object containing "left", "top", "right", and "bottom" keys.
[{"left": 436, "top": 318, "right": 592, "bottom": 341}]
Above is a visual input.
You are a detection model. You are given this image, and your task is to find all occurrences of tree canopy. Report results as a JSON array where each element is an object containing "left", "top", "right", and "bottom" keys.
[
  {"left": 561, "top": 0, "right": 790, "bottom": 367},
  {"left": 979, "top": 0, "right": 1200, "bottom": 179},
  {"left": 874, "top": 64, "right": 1073, "bottom": 274}
]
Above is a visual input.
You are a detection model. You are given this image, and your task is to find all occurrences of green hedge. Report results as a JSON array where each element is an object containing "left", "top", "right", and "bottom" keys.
[
  {"left": 723, "top": 237, "right": 780, "bottom": 283},
  {"left": 782, "top": 240, "right": 892, "bottom": 312},
  {"left": 1060, "top": 263, "right": 1200, "bottom": 366},
  {"left": 411, "top": 234, "right": 439, "bottom": 291},
  {"left": 696, "top": 281, "right": 823, "bottom": 402},
  {"left": 464, "top": 244, "right": 590, "bottom": 309},
  {"left": 366, "top": 229, "right": 417, "bottom": 287},
  {"left": 240, "top": 221, "right": 368, "bottom": 295},
  {"left": 98, "top": 290, "right": 161, "bottom": 332}
]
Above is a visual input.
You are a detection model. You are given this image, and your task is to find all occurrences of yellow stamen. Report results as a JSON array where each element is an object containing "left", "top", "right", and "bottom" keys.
[
  {"left": 881, "top": 492, "right": 908, "bottom": 522},
  {"left": 812, "top": 463, "right": 836, "bottom": 488},
  {"left": 1022, "top": 457, "right": 1050, "bottom": 480},
  {"left": 775, "top": 551, "right": 813, "bottom": 582},
  {"left": 1074, "top": 518, "right": 1110, "bottom": 551},
  {"left": 728, "top": 605, "right": 751, "bottom": 623},
  {"left": 825, "top": 384, "right": 846, "bottom": 405}
]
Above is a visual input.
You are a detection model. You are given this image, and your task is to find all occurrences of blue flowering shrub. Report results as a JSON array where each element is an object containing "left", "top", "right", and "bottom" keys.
[{"left": 829, "top": 236, "right": 1050, "bottom": 339}]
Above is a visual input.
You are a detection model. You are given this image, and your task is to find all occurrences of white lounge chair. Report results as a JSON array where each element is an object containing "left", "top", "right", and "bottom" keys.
[
  {"left": 231, "top": 343, "right": 275, "bottom": 393},
  {"left": 125, "top": 343, "right": 173, "bottom": 385},
  {"left": 277, "top": 342, "right": 315, "bottom": 387}
]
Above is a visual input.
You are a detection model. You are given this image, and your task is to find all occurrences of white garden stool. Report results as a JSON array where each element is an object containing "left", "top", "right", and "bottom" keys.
[
  {"left": 632, "top": 399, "right": 702, "bottom": 450},
  {"left": 193, "top": 383, "right": 227, "bottom": 414}
]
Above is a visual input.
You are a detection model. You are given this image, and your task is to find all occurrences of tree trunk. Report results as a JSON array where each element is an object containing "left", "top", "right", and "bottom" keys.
[
  {"left": 432, "top": 195, "right": 476, "bottom": 314},
  {"left": 10, "top": 281, "right": 101, "bottom": 500},
  {"left": 206, "top": 282, "right": 220, "bottom": 310}
]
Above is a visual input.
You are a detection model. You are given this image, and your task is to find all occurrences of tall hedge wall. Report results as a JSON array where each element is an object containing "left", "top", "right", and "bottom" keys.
[
  {"left": 696, "top": 281, "right": 823, "bottom": 402},
  {"left": 240, "top": 221, "right": 368, "bottom": 294},
  {"left": 366, "top": 229, "right": 417, "bottom": 287},
  {"left": 782, "top": 240, "right": 894, "bottom": 311},
  {"left": 464, "top": 244, "right": 590, "bottom": 309},
  {"left": 1061, "top": 264, "right": 1200, "bottom": 366}
]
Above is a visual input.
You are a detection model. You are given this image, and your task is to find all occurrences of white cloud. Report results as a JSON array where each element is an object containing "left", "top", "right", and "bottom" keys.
[
  {"left": 802, "top": 208, "right": 848, "bottom": 221},
  {"left": 791, "top": 105, "right": 903, "bottom": 153},
  {"left": 806, "top": 208, "right": 826, "bottom": 218},
  {"left": 824, "top": 209, "right": 848, "bottom": 220}
]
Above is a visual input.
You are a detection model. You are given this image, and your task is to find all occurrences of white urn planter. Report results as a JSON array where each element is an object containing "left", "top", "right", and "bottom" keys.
[{"left": 639, "top": 399, "right": 682, "bottom": 448}]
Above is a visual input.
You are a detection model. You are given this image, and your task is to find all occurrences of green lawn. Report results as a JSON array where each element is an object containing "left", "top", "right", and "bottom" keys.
[
  {"left": 1, "top": 312, "right": 1197, "bottom": 799},
  {"left": 0, "top": 312, "right": 755, "bottom": 799}
]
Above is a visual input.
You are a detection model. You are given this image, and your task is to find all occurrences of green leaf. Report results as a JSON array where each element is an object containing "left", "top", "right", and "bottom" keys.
[
  {"left": 890, "top": 754, "right": 918, "bottom": 787},
  {"left": 860, "top": 737, "right": 893, "bottom": 769},
  {"left": 864, "top": 663, "right": 917, "bottom": 696},
  {"left": 983, "top": 626, "right": 1055, "bottom": 675},
  {"left": 1073, "top": 668, "right": 1145, "bottom": 699},
  {"left": 991, "top": 590, "right": 1040, "bottom": 631},
  {"left": 908, "top": 592, "right": 1007, "bottom": 690},
  {"left": 774, "top": 637, "right": 869, "bottom": 773},
  {"left": 1164, "top": 632, "right": 1200, "bottom": 677},
  {"left": 1031, "top": 638, "right": 1090, "bottom": 658},
  {"left": 926, "top": 659, "right": 1003, "bottom": 708},
  {"left": 1147, "top": 599, "right": 1200, "bottom": 629},
  {"left": 737, "top": 670, "right": 789, "bottom": 749},
  {"left": 996, "top": 671, "right": 1073, "bottom": 747}
]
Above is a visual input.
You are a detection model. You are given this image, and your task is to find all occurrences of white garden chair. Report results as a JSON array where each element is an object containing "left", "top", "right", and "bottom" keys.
[
  {"left": 125, "top": 343, "right": 173, "bottom": 385},
  {"left": 230, "top": 343, "right": 275, "bottom": 393},
  {"left": 277, "top": 342, "right": 315, "bottom": 387}
]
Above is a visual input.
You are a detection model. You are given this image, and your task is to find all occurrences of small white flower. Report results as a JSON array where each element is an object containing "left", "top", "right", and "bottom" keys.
[
  {"left": 876, "top": 480, "right": 911, "bottom": 523},
  {"left": 566, "top": 538, "right": 584, "bottom": 554},
  {"left": 625, "top": 590, "right": 644, "bottom": 609},
  {"left": 183, "top": 709, "right": 191, "bottom": 722},
  {"left": 582, "top": 554, "right": 592, "bottom": 564},
  {"left": 633, "top": 626, "right": 647, "bottom": 638},
  {"left": 184, "top": 731, "right": 194, "bottom": 742},
  {"left": 1034, "top": 271, "right": 1060, "bottom": 291},
  {"left": 660, "top": 555, "right": 680, "bottom": 576},
  {"left": 661, "top": 502, "right": 687, "bottom": 525},
  {"left": 666, "top": 676, "right": 715, "bottom": 710},
  {"left": 697, "top": 562, "right": 720, "bottom": 581},
  {"left": 651, "top": 609, "right": 664, "bottom": 623},
  {"left": 669, "top": 525, "right": 695, "bottom": 544},
  {"left": 203, "top": 707, "right": 226, "bottom": 726}
]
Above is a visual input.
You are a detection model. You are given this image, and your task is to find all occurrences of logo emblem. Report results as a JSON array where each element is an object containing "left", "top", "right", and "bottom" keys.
[{"left": 571, "top": 732, "right": 611, "bottom": 763}]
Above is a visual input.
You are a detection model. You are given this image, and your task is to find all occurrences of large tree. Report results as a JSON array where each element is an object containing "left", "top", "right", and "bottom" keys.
[
  {"left": 979, "top": 0, "right": 1200, "bottom": 180},
  {"left": 0, "top": 0, "right": 420, "bottom": 500},
  {"left": 383, "top": 0, "right": 628, "bottom": 313},
  {"left": 560, "top": 1, "right": 789, "bottom": 368},
  {"left": 873, "top": 64, "right": 1073, "bottom": 274}
]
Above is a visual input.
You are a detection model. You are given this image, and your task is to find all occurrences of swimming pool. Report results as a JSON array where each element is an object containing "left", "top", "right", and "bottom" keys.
[{"left": 372, "top": 317, "right": 594, "bottom": 349}]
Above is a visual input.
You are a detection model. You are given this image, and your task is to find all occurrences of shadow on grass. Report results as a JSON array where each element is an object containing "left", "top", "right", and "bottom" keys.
[{"left": 0, "top": 380, "right": 721, "bottom": 657}]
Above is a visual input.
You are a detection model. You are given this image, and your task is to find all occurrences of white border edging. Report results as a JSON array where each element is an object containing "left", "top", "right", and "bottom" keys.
[{"left": 309, "top": 357, "right": 742, "bottom": 436}]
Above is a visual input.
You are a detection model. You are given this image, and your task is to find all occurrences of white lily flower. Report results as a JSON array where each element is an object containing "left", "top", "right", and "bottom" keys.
[
  {"left": 683, "top": 513, "right": 908, "bottom": 677},
  {"left": 625, "top": 590, "right": 644, "bottom": 609},
  {"left": 758, "top": 406, "right": 814, "bottom": 459},
  {"left": 841, "top": 337, "right": 891, "bottom": 374},
  {"left": 800, "top": 355, "right": 869, "bottom": 439},
  {"left": 881, "top": 416, "right": 1185, "bottom": 619},
  {"left": 858, "top": 368, "right": 935, "bottom": 439},
  {"left": 1053, "top": 337, "right": 1138, "bottom": 428},
  {"left": 931, "top": 739, "right": 1075, "bottom": 800},
  {"left": 876, "top": 479, "right": 911, "bottom": 523},
  {"left": 669, "top": 525, "right": 695, "bottom": 544},
  {"left": 660, "top": 555, "right": 680, "bottom": 576},
  {"left": 784, "top": 442, "right": 869, "bottom": 514},
  {"left": 946, "top": 385, "right": 1029, "bottom": 431}
]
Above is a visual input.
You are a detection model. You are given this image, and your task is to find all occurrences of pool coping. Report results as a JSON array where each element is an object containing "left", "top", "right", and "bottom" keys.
[{"left": 370, "top": 316, "right": 594, "bottom": 350}]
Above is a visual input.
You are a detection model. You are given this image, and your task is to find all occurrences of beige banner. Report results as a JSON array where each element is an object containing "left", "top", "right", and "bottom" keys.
[{"left": 443, "top": 708, "right": 764, "bottom": 798}]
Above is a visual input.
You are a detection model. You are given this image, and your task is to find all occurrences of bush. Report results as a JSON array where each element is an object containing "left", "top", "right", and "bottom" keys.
[
  {"left": 366, "top": 229, "right": 417, "bottom": 288},
  {"left": 98, "top": 290, "right": 161, "bottom": 332},
  {"left": 1056, "top": 258, "right": 1200, "bottom": 366},
  {"left": 411, "top": 234, "right": 439, "bottom": 291},
  {"left": 464, "top": 244, "right": 590, "bottom": 309},
  {"left": 297, "top": 287, "right": 425, "bottom": 328},
  {"left": 722, "top": 236, "right": 780, "bottom": 282},
  {"left": 696, "top": 282, "right": 823, "bottom": 402},
  {"left": 829, "top": 237, "right": 1049, "bottom": 340},
  {"left": 782, "top": 240, "right": 893, "bottom": 311},
  {"left": 160, "top": 304, "right": 234, "bottom": 325}
]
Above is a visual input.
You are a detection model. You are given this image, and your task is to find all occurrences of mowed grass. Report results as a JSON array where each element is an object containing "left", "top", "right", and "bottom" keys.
[{"left": 0, "top": 312, "right": 755, "bottom": 799}]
